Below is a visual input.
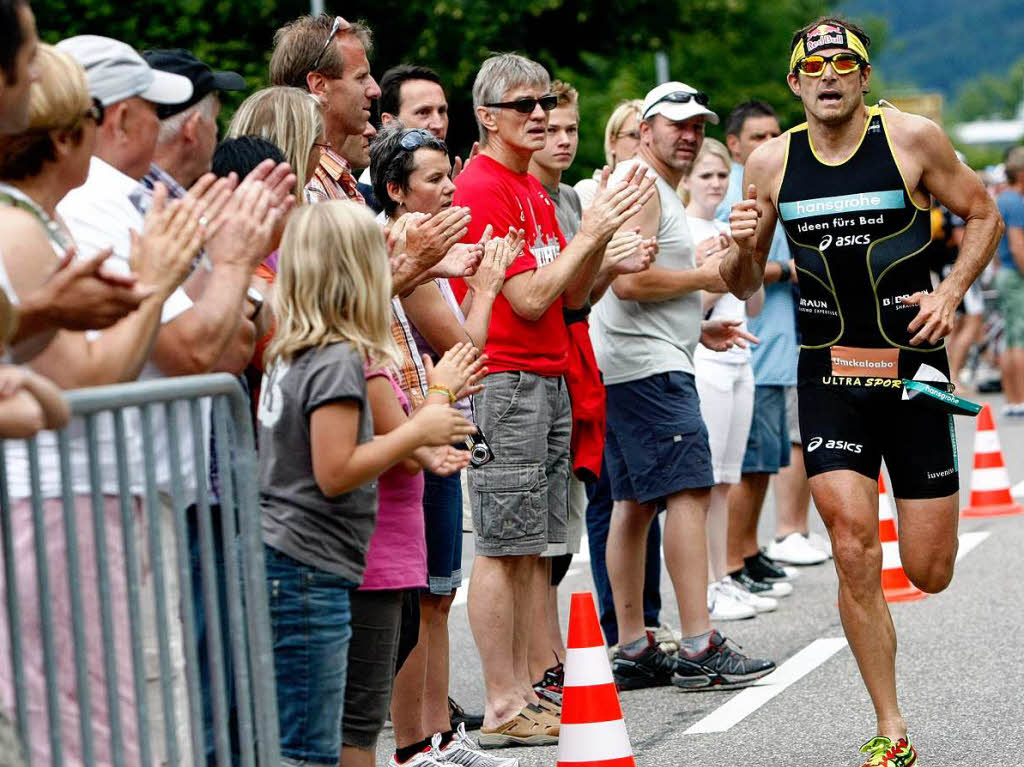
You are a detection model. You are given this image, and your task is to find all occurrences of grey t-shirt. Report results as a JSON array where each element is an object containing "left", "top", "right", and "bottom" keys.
[
  {"left": 258, "top": 342, "right": 377, "bottom": 583},
  {"left": 544, "top": 182, "right": 583, "bottom": 241},
  {"left": 590, "top": 157, "right": 700, "bottom": 384}
]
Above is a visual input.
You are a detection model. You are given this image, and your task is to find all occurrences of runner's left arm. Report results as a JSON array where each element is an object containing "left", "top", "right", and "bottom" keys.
[{"left": 901, "top": 118, "right": 1003, "bottom": 345}]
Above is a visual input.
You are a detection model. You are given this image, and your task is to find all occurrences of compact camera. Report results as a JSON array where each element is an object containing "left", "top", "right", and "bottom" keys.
[{"left": 461, "top": 428, "right": 494, "bottom": 468}]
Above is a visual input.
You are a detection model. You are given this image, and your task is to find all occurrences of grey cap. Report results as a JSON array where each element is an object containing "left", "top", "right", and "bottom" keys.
[{"left": 56, "top": 35, "right": 194, "bottom": 108}]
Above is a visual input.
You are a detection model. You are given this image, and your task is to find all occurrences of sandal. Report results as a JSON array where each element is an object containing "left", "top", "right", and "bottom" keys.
[{"left": 477, "top": 704, "right": 559, "bottom": 749}]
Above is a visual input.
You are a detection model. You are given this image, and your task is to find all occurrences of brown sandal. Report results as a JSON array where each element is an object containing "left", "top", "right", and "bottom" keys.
[{"left": 477, "top": 704, "right": 559, "bottom": 749}]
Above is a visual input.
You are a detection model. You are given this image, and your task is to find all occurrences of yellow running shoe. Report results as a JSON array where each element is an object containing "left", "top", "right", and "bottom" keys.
[{"left": 859, "top": 736, "right": 918, "bottom": 766}]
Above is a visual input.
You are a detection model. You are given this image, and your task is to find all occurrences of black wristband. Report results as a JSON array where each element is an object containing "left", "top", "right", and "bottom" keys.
[{"left": 776, "top": 261, "right": 792, "bottom": 283}]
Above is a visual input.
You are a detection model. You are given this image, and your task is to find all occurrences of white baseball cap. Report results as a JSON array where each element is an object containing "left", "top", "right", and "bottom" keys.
[
  {"left": 56, "top": 35, "right": 194, "bottom": 108},
  {"left": 641, "top": 81, "right": 719, "bottom": 125}
]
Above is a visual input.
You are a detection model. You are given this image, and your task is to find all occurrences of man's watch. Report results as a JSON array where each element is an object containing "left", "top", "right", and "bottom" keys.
[{"left": 776, "top": 261, "right": 792, "bottom": 283}]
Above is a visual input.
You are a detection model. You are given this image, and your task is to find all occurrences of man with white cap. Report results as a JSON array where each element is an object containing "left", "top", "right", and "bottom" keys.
[
  {"left": 590, "top": 81, "right": 776, "bottom": 691},
  {"left": 55, "top": 35, "right": 295, "bottom": 766}
]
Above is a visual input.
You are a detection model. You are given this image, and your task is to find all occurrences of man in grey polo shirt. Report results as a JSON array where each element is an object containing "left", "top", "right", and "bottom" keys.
[{"left": 591, "top": 81, "right": 775, "bottom": 691}]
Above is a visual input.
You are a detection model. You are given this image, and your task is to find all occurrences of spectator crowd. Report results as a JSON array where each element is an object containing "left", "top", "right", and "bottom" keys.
[{"left": 0, "top": 1, "right": 1020, "bottom": 766}]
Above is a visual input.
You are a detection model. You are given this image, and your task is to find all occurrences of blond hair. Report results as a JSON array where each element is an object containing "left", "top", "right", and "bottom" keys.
[
  {"left": 603, "top": 99, "right": 643, "bottom": 168},
  {"left": 678, "top": 137, "right": 732, "bottom": 205},
  {"left": 0, "top": 44, "right": 91, "bottom": 179},
  {"left": 227, "top": 86, "right": 323, "bottom": 206},
  {"left": 267, "top": 200, "right": 401, "bottom": 371},
  {"left": 551, "top": 79, "right": 578, "bottom": 110}
]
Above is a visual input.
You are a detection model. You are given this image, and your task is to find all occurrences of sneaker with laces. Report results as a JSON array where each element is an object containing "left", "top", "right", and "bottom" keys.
[
  {"left": 765, "top": 532, "right": 829, "bottom": 566},
  {"left": 387, "top": 747, "right": 456, "bottom": 767},
  {"left": 731, "top": 567, "right": 793, "bottom": 598},
  {"left": 611, "top": 631, "right": 678, "bottom": 690},
  {"left": 858, "top": 735, "right": 918, "bottom": 766},
  {"left": 721, "top": 576, "right": 777, "bottom": 613},
  {"left": 532, "top": 661, "right": 563, "bottom": 706},
  {"left": 671, "top": 630, "right": 776, "bottom": 690},
  {"left": 432, "top": 724, "right": 520, "bottom": 767},
  {"left": 707, "top": 580, "right": 756, "bottom": 621},
  {"left": 806, "top": 531, "right": 833, "bottom": 559},
  {"left": 745, "top": 551, "right": 801, "bottom": 581}
]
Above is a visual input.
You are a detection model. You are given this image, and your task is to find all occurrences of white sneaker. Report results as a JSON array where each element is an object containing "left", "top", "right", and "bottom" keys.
[
  {"left": 388, "top": 746, "right": 456, "bottom": 767},
  {"left": 805, "top": 531, "right": 833, "bottom": 559},
  {"left": 433, "top": 724, "right": 520, "bottom": 767},
  {"left": 721, "top": 576, "right": 777, "bottom": 613},
  {"left": 763, "top": 580, "right": 793, "bottom": 598},
  {"left": 765, "top": 533, "right": 828, "bottom": 566},
  {"left": 707, "top": 580, "right": 757, "bottom": 621}
]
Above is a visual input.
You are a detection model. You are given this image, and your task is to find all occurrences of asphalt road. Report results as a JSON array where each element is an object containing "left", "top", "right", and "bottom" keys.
[{"left": 378, "top": 394, "right": 1024, "bottom": 767}]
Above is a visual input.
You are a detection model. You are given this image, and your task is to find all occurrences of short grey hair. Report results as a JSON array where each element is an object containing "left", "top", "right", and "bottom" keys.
[
  {"left": 157, "top": 92, "right": 219, "bottom": 144},
  {"left": 472, "top": 53, "right": 550, "bottom": 145}
]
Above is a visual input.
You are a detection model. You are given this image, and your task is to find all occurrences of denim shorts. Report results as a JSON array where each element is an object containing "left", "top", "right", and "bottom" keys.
[
  {"left": 423, "top": 470, "right": 463, "bottom": 594},
  {"left": 265, "top": 545, "right": 354, "bottom": 765},
  {"left": 467, "top": 371, "right": 571, "bottom": 557},
  {"left": 741, "top": 385, "right": 791, "bottom": 474},
  {"left": 604, "top": 371, "right": 714, "bottom": 504}
]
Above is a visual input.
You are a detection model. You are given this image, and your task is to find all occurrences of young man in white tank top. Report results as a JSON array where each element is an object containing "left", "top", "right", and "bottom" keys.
[{"left": 590, "top": 81, "right": 775, "bottom": 690}]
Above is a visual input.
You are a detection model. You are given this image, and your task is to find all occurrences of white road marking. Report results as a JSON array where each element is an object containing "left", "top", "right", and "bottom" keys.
[
  {"left": 685, "top": 531, "right": 991, "bottom": 735},
  {"left": 955, "top": 531, "right": 990, "bottom": 563},
  {"left": 683, "top": 637, "right": 849, "bottom": 735},
  {"left": 1012, "top": 479, "right": 1024, "bottom": 498}
]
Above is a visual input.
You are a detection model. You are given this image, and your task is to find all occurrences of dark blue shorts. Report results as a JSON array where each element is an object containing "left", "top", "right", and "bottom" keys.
[
  {"left": 422, "top": 470, "right": 463, "bottom": 594},
  {"left": 604, "top": 371, "right": 714, "bottom": 504},
  {"left": 741, "top": 385, "right": 791, "bottom": 474}
]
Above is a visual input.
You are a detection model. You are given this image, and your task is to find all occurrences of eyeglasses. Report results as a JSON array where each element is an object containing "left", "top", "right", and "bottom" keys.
[
  {"left": 483, "top": 94, "right": 558, "bottom": 114},
  {"left": 313, "top": 140, "right": 331, "bottom": 150},
  {"left": 644, "top": 90, "right": 710, "bottom": 117},
  {"left": 311, "top": 15, "right": 352, "bottom": 72},
  {"left": 399, "top": 129, "right": 432, "bottom": 151},
  {"left": 83, "top": 97, "right": 104, "bottom": 126},
  {"left": 794, "top": 52, "right": 864, "bottom": 76},
  {"left": 615, "top": 130, "right": 640, "bottom": 140}
]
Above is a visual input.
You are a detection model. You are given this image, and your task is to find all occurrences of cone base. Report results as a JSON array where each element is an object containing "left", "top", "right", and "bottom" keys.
[
  {"left": 961, "top": 502, "right": 1024, "bottom": 518},
  {"left": 557, "top": 757, "right": 636, "bottom": 767}
]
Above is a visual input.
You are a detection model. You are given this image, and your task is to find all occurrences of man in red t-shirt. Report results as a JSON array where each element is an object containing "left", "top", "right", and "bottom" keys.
[{"left": 451, "top": 53, "right": 652, "bottom": 748}]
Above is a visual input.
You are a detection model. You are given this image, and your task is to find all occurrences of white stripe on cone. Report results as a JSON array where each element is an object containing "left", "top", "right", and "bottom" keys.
[
  {"left": 563, "top": 647, "right": 615, "bottom": 687},
  {"left": 970, "top": 466, "right": 1012, "bottom": 492},
  {"left": 881, "top": 540, "right": 905, "bottom": 571},
  {"left": 973, "top": 431, "right": 1001, "bottom": 454},
  {"left": 558, "top": 720, "right": 633, "bottom": 762},
  {"left": 879, "top": 492, "right": 895, "bottom": 522}
]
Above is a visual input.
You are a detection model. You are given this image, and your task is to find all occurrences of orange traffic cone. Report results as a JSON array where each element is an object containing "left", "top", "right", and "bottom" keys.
[
  {"left": 557, "top": 593, "right": 636, "bottom": 767},
  {"left": 878, "top": 473, "right": 925, "bottom": 603},
  {"left": 962, "top": 404, "right": 1024, "bottom": 518}
]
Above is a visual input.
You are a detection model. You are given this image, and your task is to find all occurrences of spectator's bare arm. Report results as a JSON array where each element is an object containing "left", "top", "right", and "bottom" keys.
[{"left": 0, "top": 365, "right": 69, "bottom": 437}]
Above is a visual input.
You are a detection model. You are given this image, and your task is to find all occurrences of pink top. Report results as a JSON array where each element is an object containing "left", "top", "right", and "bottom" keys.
[{"left": 359, "top": 368, "right": 427, "bottom": 591}]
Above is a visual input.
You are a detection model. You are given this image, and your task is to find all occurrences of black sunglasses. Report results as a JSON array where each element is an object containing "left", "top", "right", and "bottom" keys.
[
  {"left": 644, "top": 90, "right": 710, "bottom": 118},
  {"left": 84, "top": 97, "right": 104, "bottom": 126},
  {"left": 399, "top": 128, "right": 433, "bottom": 151},
  {"left": 311, "top": 15, "right": 352, "bottom": 72},
  {"left": 483, "top": 94, "right": 558, "bottom": 114}
]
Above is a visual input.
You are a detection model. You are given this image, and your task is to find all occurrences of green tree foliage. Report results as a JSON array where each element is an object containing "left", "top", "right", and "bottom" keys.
[
  {"left": 951, "top": 54, "right": 1024, "bottom": 123},
  {"left": 34, "top": 0, "right": 830, "bottom": 179}
]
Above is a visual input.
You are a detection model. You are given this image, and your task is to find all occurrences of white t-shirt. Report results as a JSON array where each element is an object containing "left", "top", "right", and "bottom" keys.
[
  {"left": 689, "top": 215, "right": 751, "bottom": 365},
  {"left": 34, "top": 156, "right": 209, "bottom": 501}
]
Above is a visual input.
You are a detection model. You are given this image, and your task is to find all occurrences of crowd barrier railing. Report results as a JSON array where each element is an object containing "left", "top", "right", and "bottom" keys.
[{"left": 0, "top": 374, "right": 279, "bottom": 767}]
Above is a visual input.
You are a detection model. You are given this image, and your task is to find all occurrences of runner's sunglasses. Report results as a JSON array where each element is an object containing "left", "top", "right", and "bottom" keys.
[
  {"left": 794, "top": 52, "right": 864, "bottom": 76},
  {"left": 483, "top": 94, "right": 558, "bottom": 114},
  {"left": 311, "top": 15, "right": 352, "bottom": 71}
]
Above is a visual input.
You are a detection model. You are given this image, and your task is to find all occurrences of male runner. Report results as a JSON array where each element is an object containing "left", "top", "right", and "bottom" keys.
[{"left": 722, "top": 17, "right": 1003, "bottom": 766}]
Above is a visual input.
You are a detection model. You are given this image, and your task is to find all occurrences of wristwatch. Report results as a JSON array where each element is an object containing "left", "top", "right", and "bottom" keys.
[{"left": 776, "top": 261, "right": 792, "bottom": 283}]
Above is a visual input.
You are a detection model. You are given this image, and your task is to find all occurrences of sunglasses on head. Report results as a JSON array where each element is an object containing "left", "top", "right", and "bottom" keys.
[
  {"left": 483, "top": 94, "right": 558, "bottom": 114},
  {"left": 311, "top": 15, "right": 352, "bottom": 71},
  {"left": 399, "top": 128, "right": 433, "bottom": 151},
  {"left": 644, "top": 90, "right": 710, "bottom": 118},
  {"left": 794, "top": 52, "right": 864, "bottom": 76}
]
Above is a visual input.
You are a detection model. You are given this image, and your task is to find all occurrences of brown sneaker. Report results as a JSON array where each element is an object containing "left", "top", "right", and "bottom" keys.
[{"left": 477, "top": 704, "right": 559, "bottom": 749}]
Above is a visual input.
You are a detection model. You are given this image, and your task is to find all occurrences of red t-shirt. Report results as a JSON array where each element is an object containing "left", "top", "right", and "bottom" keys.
[{"left": 451, "top": 154, "right": 569, "bottom": 376}]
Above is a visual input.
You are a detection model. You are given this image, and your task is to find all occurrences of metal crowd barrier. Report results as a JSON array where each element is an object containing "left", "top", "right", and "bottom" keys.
[{"left": 0, "top": 375, "right": 279, "bottom": 767}]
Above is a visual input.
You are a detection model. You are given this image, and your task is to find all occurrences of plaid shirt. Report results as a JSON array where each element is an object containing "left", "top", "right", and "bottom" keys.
[
  {"left": 390, "top": 298, "right": 428, "bottom": 409},
  {"left": 132, "top": 163, "right": 187, "bottom": 212},
  {"left": 304, "top": 148, "right": 366, "bottom": 205}
]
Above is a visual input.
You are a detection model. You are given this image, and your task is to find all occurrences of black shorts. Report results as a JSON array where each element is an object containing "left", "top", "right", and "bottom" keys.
[{"left": 797, "top": 382, "right": 959, "bottom": 499}]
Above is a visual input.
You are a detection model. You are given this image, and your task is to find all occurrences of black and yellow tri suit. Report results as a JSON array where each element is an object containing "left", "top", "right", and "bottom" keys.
[{"left": 776, "top": 105, "right": 958, "bottom": 498}]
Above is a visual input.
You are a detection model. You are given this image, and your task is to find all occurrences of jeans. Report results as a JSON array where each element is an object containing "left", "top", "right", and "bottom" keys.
[
  {"left": 265, "top": 545, "right": 354, "bottom": 765},
  {"left": 584, "top": 455, "right": 662, "bottom": 647}
]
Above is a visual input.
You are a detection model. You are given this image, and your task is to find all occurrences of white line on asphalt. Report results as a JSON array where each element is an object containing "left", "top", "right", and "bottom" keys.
[
  {"left": 683, "top": 637, "right": 849, "bottom": 735},
  {"left": 955, "top": 531, "right": 990, "bottom": 563},
  {"left": 1012, "top": 479, "right": 1024, "bottom": 499}
]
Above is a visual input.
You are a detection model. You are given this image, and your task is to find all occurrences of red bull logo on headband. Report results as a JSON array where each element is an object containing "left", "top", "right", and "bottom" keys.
[{"left": 805, "top": 24, "right": 849, "bottom": 55}]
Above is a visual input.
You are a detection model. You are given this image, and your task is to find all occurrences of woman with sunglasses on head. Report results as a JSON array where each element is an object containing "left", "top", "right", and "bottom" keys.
[
  {"left": 366, "top": 120, "right": 522, "bottom": 767},
  {"left": 0, "top": 44, "right": 212, "bottom": 767},
  {"left": 574, "top": 99, "right": 644, "bottom": 209}
]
